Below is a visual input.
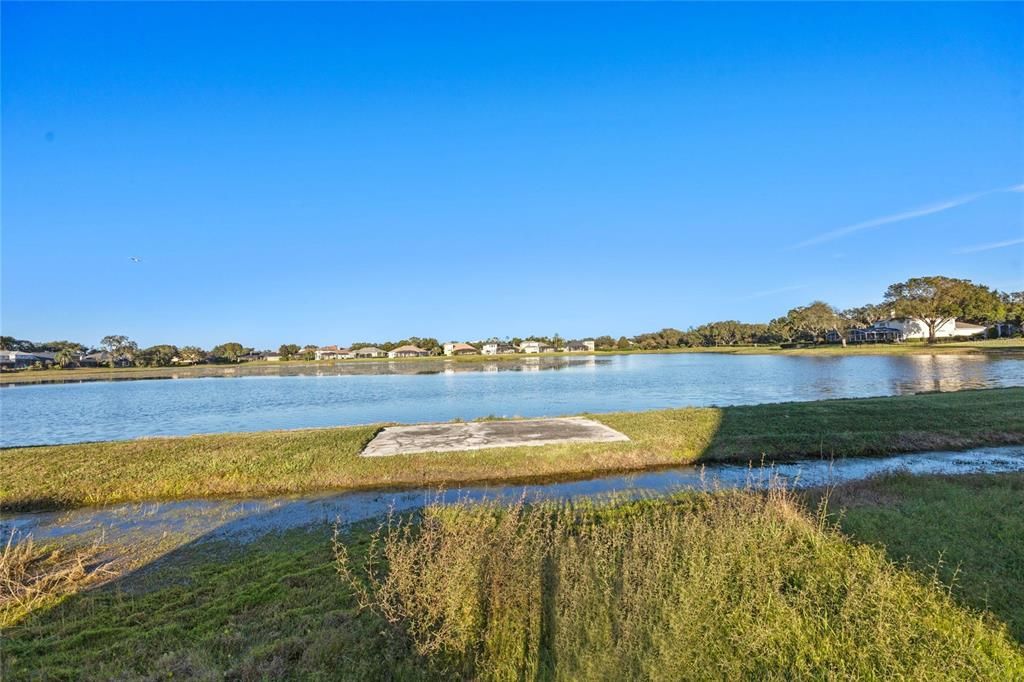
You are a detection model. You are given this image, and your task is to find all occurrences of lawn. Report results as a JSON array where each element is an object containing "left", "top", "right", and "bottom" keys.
[
  {"left": 3, "top": 387, "right": 1022, "bottom": 511},
  {"left": 3, "top": 473, "right": 1023, "bottom": 680}
]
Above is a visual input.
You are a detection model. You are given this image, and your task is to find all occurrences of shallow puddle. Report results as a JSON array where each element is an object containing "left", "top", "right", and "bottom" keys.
[{"left": 4, "top": 446, "right": 1023, "bottom": 549}]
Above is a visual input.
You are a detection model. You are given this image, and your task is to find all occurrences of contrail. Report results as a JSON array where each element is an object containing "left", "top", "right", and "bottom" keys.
[
  {"left": 952, "top": 236, "right": 1024, "bottom": 255},
  {"left": 790, "top": 184, "right": 1023, "bottom": 249}
]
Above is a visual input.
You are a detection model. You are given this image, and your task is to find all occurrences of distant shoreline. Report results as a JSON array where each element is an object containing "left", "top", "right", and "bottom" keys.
[{"left": 2, "top": 338, "right": 1022, "bottom": 386}]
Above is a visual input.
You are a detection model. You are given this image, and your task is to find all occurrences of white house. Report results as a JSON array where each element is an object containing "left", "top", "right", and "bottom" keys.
[
  {"left": 481, "top": 342, "right": 518, "bottom": 355},
  {"left": 443, "top": 342, "right": 479, "bottom": 356},
  {"left": 563, "top": 340, "right": 596, "bottom": 352},
  {"left": 870, "top": 318, "right": 987, "bottom": 340},
  {"left": 520, "top": 341, "right": 555, "bottom": 354},
  {"left": 315, "top": 345, "right": 352, "bottom": 360}
]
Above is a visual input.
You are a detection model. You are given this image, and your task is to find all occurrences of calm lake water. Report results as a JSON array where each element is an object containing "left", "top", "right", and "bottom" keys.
[{"left": 2, "top": 353, "right": 1023, "bottom": 447}]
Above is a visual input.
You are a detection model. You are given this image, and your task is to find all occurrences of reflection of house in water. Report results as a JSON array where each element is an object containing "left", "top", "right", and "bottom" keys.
[{"left": 892, "top": 354, "right": 990, "bottom": 394}]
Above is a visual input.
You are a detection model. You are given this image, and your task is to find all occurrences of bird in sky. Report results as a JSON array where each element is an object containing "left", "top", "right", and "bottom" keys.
[{"left": 129, "top": 256, "right": 142, "bottom": 263}]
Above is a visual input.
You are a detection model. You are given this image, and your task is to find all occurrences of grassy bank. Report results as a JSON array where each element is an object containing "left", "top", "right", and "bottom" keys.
[
  {"left": 4, "top": 474, "right": 1023, "bottom": 680},
  {"left": 3, "top": 338, "right": 1021, "bottom": 385},
  {"left": 3, "top": 388, "right": 1023, "bottom": 511}
]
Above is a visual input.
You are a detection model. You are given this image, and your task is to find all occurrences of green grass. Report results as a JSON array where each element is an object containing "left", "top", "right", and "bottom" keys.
[
  {"left": 822, "top": 472, "right": 1024, "bottom": 642},
  {"left": 4, "top": 387, "right": 1023, "bottom": 511},
  {"left": 4, "top": 477, "right": 1023, "bottom": 680},
  {"left": 3, "top": 338, "right": 1021, "bottom": 385}
]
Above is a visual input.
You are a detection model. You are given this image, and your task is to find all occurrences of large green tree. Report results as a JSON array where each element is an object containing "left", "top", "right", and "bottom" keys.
[
  {"left": 211, "top": 342, "right": 246, "bottom": 363},
  {"left": 176, "top": 346, "right": 207, "bottom": 364},
  {"left": 137, "top": 344, "right": 179, "bottom": 367},
  {"left": 786, "top": 301, "right": 846, "bottom": 344},
  {"left": 100, "top": 335, "right": 138, "bottom": 367},
  {"left": 278, "top": 344, "right": 301, "bottom": 360},
  {"left": 884, "top": 276, "right": 1004, "bottom": 342}
]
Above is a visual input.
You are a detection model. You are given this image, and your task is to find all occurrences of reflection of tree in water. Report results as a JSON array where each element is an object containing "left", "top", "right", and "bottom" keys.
[{"left": 889, "top": 354, "right": 992, "bottom": 394}]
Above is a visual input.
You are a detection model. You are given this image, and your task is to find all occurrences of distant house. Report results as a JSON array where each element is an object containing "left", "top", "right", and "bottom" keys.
[
  {"left": 79, "top": 351, "right": 131, "bottom": 367},
  {"left": 873, "top": 318, "right": 986, "bottom": 340},
  {"left": 443, "top": 342, "right": 479, "bottom": 356},
  {"left": 388, "top": 345, "right": 430, "bottom": 358},
  {"left": 315, "top": 345, "right": 352, "bottom": 360},
  {"left": 264, "top": 352, "right": 282, "bottom": 362},
  {"left": 563, "top": 340, "right": 596, "bottom": 353},
  {"left": 352, "top": 346, "right": 387, "bottom": 359},
  {"left": 0, "top": 350, "right": 53, "bottom": 369},
  {"left": 520, "top": 341, "right": 555, "bottom": 354},
  {"left": 481, "top": 342, "right": 518, "bottom": 355},
  {"left": 832, "top": 317, "right": 989, "bottom": 344},
  {"left": 829, "top": 326, "right": 903, "bottom": 344}
]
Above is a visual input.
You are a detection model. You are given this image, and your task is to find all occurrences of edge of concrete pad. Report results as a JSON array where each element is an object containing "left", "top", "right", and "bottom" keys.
[{"left": 361, "top": 416, "right": 630, "bottom": 457}]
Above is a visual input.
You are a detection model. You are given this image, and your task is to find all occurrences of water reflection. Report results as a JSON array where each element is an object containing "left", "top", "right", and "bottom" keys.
[{"left": 2, "top": 353, "right": 1021, "bottom": 447}]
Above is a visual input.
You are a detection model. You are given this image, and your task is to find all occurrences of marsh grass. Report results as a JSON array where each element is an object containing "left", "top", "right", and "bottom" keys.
[
  {"left": 0, "top": 533, "right": 113, "bottom": 628},
  {"left": 337, "top": 488, "right": 1024, "bottom": 680}
]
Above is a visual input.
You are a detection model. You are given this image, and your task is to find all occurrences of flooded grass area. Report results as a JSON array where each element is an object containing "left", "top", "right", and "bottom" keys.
[{"left": 3, "top": 472, "right": 1023, "bottom": 680}]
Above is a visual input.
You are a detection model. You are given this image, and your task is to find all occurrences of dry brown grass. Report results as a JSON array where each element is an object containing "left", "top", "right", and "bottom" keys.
[{"left": 0, "top": 533, "right": 114, "bottom": 628}]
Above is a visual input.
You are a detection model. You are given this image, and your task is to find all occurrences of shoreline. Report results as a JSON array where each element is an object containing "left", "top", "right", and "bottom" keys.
[
  {"left": 4, "top": 387, "right": 1022, "bottom": 512},
  {"left": 2, "top": 338, "right": 1022, "bottom": 386}
]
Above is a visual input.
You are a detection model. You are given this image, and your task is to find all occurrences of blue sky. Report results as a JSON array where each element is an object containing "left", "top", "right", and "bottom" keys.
[{"left": 3, "top": 2, "right": 1022, "bottom": 349}]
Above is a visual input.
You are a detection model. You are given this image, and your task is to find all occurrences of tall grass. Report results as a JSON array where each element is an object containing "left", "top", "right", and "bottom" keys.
[
  {"left": 0, "top": 533, "right": 111, "bottom": 628},
  {"left": 337, "top": 489, "right": 1024, "bottom": 680}
]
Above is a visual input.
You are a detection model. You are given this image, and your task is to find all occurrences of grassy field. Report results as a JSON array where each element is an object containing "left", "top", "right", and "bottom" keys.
[
  {"left": 2, "top": 337, "right": 1021, "bottom": 385},
  {"left": 3, "top": 473, "right": 1023, "bottom": 680},
  {"left": 3, "top": 388, "right": 1023, "bottom": 511}
]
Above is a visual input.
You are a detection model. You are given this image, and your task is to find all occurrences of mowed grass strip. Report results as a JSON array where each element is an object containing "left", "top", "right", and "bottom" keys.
[
  {"left": 6, "top": 478, "right": 1023, "bottom": 680},
  {"left": 3, "top": 388, "right": 1023, "bottom": 511}
]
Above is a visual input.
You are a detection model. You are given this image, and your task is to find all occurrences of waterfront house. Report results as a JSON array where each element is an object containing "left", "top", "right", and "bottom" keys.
[
  {"left": 832, "top": 317, "right": 989, "bottom": 344},
  {"left": 315, "top": 345, "right": 352, "bottom": 360},
  {"left": 563, "top": 340, "right": 596, "bottom": 352},
  {"left": 443, "top": 342, "right": 479, "bottom": 356},
  {"left": 388, "top": 345, "right": 430, "bottom": 358},
  {"left": 352, "top": 346, "right": 387, "bottom": 359},
  {"left": 0, "top": 350, "right": 53, "bottom": 369},
  {"left": 520, "top": 341, "right": 556, "bottom": 354},
  {"left": 79, "top": 351, "right": 132, "bottom": 367},
  {"left": 264, "top": 352, "right": 282, "bottom": 362},
  {"left": 481, "top": 342, "right": 518, "bottom": 355},
  {"left": 871, "top": 318, "right": 987, "bottom": 340}
]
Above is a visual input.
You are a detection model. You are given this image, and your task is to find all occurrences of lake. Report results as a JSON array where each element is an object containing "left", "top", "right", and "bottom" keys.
[{"left": 2, "top": 353, "right": 1023, "bottom": 447}]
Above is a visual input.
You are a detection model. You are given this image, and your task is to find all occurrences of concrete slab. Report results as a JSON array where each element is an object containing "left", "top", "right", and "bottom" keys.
[{"left": 361, "top": 417, "right": 630, "bottom": 457}]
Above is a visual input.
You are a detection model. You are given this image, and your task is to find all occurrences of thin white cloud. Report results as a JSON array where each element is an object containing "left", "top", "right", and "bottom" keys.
[
  {"left": 790, "top": 184, "right": 1022, "bottom": 250},
  {"left": 738, "top": 284, "right": 807, "bottom": 300},
  {"left": 952, "top": 236, "right": 1024, "bottom": 255}
]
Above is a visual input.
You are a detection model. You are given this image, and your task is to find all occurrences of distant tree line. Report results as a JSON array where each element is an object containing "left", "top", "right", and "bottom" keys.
[{"left": 3, "top": 276, "right": 1022, "bottom": 369}]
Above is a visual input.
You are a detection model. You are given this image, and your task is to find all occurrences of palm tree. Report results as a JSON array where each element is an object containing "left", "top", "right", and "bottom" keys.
[{"left": 54, "top": 348, "right": 76, "bottom": 368}]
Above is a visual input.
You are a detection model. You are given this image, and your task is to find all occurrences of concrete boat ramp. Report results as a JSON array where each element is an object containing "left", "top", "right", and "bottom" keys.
[{"left": 361, "top": 417, "right": 630, "bottom": 456}]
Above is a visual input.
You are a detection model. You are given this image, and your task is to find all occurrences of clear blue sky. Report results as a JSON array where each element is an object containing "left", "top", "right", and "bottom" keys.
[{"left": 3, "top": 2, "right": 1022, "bottom": 349}]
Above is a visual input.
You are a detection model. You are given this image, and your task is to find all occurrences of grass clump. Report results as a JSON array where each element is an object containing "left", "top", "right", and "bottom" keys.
[
  {"left": 337, "top": 490, "right": 1024, "bottom": 680},
  {"left": 0, "top": 533, "right": 112, "bottom": 628}
]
